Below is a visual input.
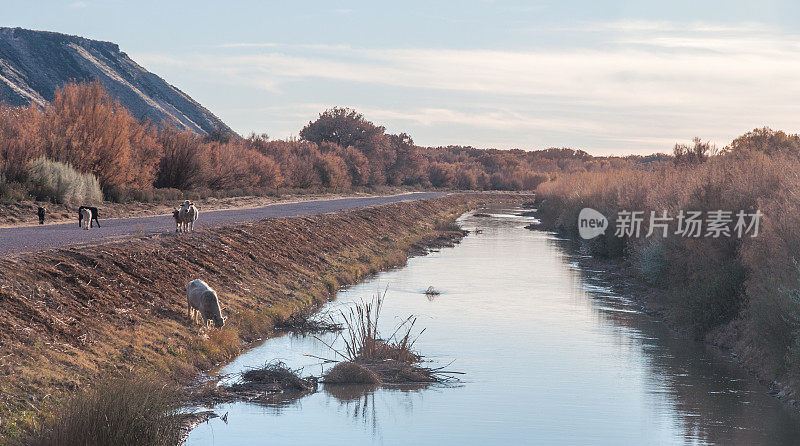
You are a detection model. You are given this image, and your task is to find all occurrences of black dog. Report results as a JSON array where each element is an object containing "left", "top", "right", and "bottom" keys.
[
  {"left": 37, "top": 206, "right": 46, "bottom": 225},
  {"left": 78, "top": 206, "right": 101, "bottom": 228}
]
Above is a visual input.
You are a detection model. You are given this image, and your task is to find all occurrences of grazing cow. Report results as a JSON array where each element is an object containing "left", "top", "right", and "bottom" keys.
[
  {"left": 78, "top": 206, "right": 100, "bottom": 228},
  {"left": 186, "top": 279, "right": 225, "bottom": 328},
  {"left": 172, "top": 209, "right": 181, "bottom": 232},
  {"left": 37, "top": 206, "right": 46, "bottom": 225},
  {"left": 178, "top": 201, "right": 198, "bottom": 233},
  {"left": 79, "top": 207, "right": 92, "bottom": 230}
]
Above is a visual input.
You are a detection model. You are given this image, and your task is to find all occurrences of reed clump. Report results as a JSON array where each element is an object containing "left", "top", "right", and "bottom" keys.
[
  {"left": 320, "top": 293, "right": 457, "bottom": 384},
  {"left": 22, "top": 375, "right": 183, "bottom": 446}
]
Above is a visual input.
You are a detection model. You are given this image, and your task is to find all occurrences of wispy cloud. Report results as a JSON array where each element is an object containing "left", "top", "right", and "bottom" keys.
[
  {"left": 569, "top": 20, "right": 771, "bottom": 34},
  {"left": 69, "top": 1, "right": 88, "bottom": 8},
  {"left": 135, "top": 20, "right": 800, "bottom": 154}
]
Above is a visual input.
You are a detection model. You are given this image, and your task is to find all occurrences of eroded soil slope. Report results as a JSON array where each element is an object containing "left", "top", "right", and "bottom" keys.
[{"left": 0, "top": 193, "right": 517, "bottom": 430}]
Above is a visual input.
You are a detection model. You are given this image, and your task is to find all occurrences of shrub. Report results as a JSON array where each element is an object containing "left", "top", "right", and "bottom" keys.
[
  {"left": 536, "top": 149, "right": 787, "bottom": 339},
  {"left": 154, "top": 128, "right": 209, "bottom": 190},
  {"left": 633, "top": 239, "right": 668, "bottom": 286},
  {"left": 24, "top": 376, "right": 183, "bottom": 446},
  {"left": 0, "top": 169, "right": 29, "bottom": 203},
  {"left": 0, "top": 181, "right": 28, "bottom": 203},
  {"left": 27, "top": 157, "right": 102, "bottom": 204},
  {"left": 670, "top": 259, "right": 747, "bottom": 337}
]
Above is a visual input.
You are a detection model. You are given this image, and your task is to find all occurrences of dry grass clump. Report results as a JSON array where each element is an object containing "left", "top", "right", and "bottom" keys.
[
  {"left": 317, "top": 293, "right": 458, "bottom": 384},
  {"left": 335, "top": 293, "right": 422, "bottom": 364},
  {"left": 323, "top": 362, "right": 382, "bottom": 385},
  {"left": 23, "top": 375, "right": 182, "bottom": 446},
  {"left": 228, "top": 361, "right": 316, "bottom": 394}
]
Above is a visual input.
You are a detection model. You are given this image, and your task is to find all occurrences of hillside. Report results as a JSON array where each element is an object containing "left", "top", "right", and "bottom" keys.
[{"left": 0, "top": 27, "right": 231, "bottom": 135}]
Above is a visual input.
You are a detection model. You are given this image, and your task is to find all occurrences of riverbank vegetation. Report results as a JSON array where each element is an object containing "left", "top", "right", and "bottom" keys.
[
  {"left": 320, "top": 293, "right": 451, "bottom": 384},
  {"left": 0, "top": 193, "right": 515, "bottom": 440},
  {"left": 22, "top": 375, "right": 183, "bottom": 446},
  {"left": 535, "top": 128, "right": 800, "bottom": 396},
  {"left": 0, "top": 82, "right": 661, "bottom": 205}
]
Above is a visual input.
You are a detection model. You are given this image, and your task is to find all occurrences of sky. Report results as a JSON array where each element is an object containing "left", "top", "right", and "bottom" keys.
[{"left": 4, "top": 0, "right": 800, "bottom": 155}]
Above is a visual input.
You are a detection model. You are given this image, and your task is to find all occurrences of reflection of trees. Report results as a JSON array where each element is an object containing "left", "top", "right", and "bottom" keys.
[{"left": 547, "top": 236, "right": 800, "bottom": 444}]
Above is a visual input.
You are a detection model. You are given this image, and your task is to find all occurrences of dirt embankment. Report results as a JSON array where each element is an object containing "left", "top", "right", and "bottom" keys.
[{"left": 0, "top": 193, "right": 518, "bottom": 435}]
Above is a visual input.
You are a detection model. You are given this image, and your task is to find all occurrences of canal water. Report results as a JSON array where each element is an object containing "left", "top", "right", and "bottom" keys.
[{"left": 187, "top": 207, "right": 800, "bottom": 445}]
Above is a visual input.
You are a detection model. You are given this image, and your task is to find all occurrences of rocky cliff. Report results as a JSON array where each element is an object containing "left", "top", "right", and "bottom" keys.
[{"left": 0, "top": 27, "right": 232, "bottom": 135}]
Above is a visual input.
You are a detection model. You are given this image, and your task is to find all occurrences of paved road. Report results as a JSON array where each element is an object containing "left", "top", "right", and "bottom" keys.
[{"left": 0, "top": 192, "right": 445, "bottom": 257}]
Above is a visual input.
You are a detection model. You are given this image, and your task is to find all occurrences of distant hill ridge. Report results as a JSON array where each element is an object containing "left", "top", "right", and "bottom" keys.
[{"left": 0, "top": 27, "right": 232, "bottom": 135}]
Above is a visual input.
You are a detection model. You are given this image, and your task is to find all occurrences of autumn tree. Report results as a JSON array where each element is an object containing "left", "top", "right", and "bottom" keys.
[
  {"left": 428, "top": 162, "right": 455, "bottom": 188},
  {"left": 155, "top": 128, "right": 209, "bottom": 189},
  {"left": 728, "top": 127, "right": 800, "bottom": 157},
  {"left": 0, "top": 104, "right": 44, "bottom": 182},
  {"left": 341, "top": 146, "right": 370, "bottom": 187},
  {"left": 40, "top": 82, "right": 161, "bottom": 190},
  {"left": 242, "top": 149, "right": 283, "bottom": 189},
  {"left": 673, "top": 137, "right": 715, "bottom": 165},
  {"left": 300, "top": 107, "right": 386, "bottom": 151},
  {"left": 314, "top": 152, "right": 350, "bottom": 189}
]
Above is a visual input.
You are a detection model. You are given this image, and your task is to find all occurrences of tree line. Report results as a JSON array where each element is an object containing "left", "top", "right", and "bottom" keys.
[{"left": 0, "top": 81, "right": 655, "bottom": 203}]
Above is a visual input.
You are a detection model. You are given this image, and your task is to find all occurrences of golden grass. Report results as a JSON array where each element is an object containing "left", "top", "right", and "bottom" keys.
[
  {"left": 536, "top": 149, "right": 800, "bottom": 390},
  {"left": 22, "top": 375, "right": 182, "bottom": 446}
]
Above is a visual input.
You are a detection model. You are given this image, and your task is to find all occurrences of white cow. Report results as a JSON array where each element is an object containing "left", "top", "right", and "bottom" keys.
[
  {"left": 178, "top": 201, "right": 199, "bottom": 233},
  {"left": 186, "top": 279, "right": 225, "bottom": 328},
  {"left": 79, "top": 207, "right": 92, "bottom": 230}
]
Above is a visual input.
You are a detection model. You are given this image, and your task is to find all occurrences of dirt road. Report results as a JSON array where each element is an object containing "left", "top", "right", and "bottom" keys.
[{"left": 0, "top": 192, "right": 445, "bottom": 256}]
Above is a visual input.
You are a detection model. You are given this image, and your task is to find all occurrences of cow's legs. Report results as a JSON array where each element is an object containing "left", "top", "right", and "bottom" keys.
[{"left": 94, "top": 217, "right": 100, "bottom": 228}]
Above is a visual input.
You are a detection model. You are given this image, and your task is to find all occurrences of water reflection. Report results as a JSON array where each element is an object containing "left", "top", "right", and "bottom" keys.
[
  {"left": 555, "top": 236, "right": 800, "bottom": 444},
  {"left": 187, "top": 207, "right": 800, "bottom": 445}
]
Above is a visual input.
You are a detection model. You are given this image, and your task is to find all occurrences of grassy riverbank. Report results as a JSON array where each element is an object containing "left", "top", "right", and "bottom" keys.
[
  {"left": 0, "top": 192, "right": 521, "bottom": 440},
  {"left": 535, "top": 139, "right": 800, "bottom": 406}
]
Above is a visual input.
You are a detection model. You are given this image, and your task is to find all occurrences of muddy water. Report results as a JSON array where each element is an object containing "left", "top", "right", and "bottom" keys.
[{"left": 187, "top": 208, "right": 800, "bottom": 445}]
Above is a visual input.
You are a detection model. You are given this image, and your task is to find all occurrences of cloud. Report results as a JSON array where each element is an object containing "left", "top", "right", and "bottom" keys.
[
  {"left": 569, "top": 20, "right": 770, "bottom": 34},
  {"left": 70, "top": 1, "right": 88, "bottom": 8},
  {"left": 134, "top": 20, "right": 800, "bottom": 154},
  {"left": 167, "top": 40, "right": 800, "bottom": 109}
]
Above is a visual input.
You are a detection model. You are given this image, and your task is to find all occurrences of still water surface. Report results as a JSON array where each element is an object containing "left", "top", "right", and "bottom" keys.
[{"left": 187, "top": 208, "right": 800, "bottom": 445}]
